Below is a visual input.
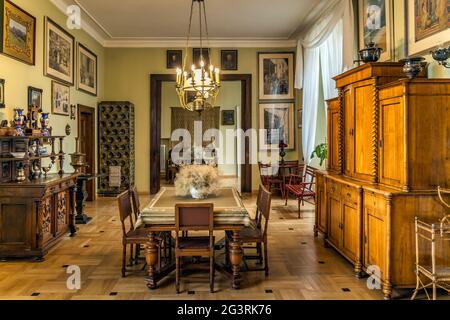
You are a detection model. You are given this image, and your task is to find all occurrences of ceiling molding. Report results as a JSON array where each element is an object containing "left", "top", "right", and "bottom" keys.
[
  {"left": 51, "top": 0, "right": 297, "bottom": 49},
  {"left": 103, "top": 38, "right": 297, "bottom": 48}
]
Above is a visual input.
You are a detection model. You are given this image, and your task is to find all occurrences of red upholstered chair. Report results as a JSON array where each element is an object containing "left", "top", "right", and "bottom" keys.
[
  {"left": 258, "top": 162, "right": 285, "bottom": 198},
  {"left": 284, "top": 166, "right": 317, "bottom": 218}
]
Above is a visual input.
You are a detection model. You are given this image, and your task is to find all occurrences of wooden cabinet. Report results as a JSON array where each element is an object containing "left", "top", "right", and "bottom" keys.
[
  {"left": 378, "top": 79, "right": 450, "bottom": 191},
  {"left": 326, "top": 98, "right": 340, "bottom": 173},
  {"left": 324, "top": 176, "right": 363, "bottom": 276},
  {"left": 314, "top": 172, "right": 327, "bottom": 237},
  {"left": 0, "top": 174, "right": 77, "bottom": 260}
]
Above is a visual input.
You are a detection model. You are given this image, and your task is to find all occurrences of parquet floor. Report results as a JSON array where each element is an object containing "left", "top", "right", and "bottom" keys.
[{"left": 0, "top": 192, "right": 387, "bottom": 300}]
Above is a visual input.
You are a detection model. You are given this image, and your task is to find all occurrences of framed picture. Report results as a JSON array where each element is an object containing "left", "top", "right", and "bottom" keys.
[
  {"left": 193, "top": 48, "right": 210, "bottom": 68},
  {"left": 259, "top": 103, "right": 295, "bottom": 150},
  {"left": 221, "top": 50, "right": 238, "bottom": 70},
  {"left": 222, "top": 110, "right": 235, "bottom": 126},
  {"left": 77, "top": 43, "right": 97, "bottom": 96},
  {"left": 0, "top": 0, "right": 36, "bottom": 65},
  {"left": 51, "top": 81, "right": 70, "bottom": 116},
  {"left": 407, "top": 0, "right": 450, "bottom": 56},
  {"left": 167, "top": 50, "right": 182, "bottom": 69},
  {"left": 0, "top": 79, "right": 4, "bottom": 108},
  {"left": 259, "top": 53, "right": 295, "bottom": 100},
  {"left": 44, "top": 17, "right": 75, "bottom": 85},
  {"left": 28, "top": 86, "right": 42, "bottom": 110},
  {"left": 358, "top": 0, "right": 392, "bottom": 61}
]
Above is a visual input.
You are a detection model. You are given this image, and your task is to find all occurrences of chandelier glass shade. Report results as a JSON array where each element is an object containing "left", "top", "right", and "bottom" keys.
[{"left": 176, "top": 0, "right": 220, "bottom": 113}]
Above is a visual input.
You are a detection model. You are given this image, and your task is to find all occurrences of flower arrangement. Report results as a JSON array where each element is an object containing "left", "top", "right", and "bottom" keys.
[{"left": 175, "top": 165, "right": 219, "bottom": 199}]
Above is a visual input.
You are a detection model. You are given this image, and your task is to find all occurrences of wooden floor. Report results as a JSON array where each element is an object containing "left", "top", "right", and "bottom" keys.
[{"left": 0, "top": 192, "right": 389, "bottom": 300}]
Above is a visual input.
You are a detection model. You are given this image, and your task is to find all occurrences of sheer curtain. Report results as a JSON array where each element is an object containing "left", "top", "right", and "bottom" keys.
[{"left": 295, "top": 0, "right": 354, "bottom": 164}]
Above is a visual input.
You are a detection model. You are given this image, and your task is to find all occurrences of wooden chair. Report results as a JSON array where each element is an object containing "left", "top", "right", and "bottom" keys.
[
  {"left": 117, "top": 190, "right": 153, "bottom": 277},
  {"left": 258, "top": 162, "right": 285, "bottom": 198},
  {"left": 175, "top": 203, "right": 215, "bottom": 294},
  {"left": 284, "top": 165, "right": 317, "bottom": 218},
  {"left": 226, "top": 185, "right": 272, "bottom": 276}
]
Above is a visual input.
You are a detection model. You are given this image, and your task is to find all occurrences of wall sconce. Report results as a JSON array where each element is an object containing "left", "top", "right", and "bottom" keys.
[{"left": 431, "top": 47, "right": 450, "bottom": 68}]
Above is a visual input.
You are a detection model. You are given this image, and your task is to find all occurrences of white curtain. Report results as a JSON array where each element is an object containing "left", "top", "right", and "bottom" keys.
[{"left": 295, "top": 0, "right": 355, "bottom": 164}]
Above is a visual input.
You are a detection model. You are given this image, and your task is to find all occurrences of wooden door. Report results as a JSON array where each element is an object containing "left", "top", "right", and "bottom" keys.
[
  {"left": 78, "top": 105, "right": 96, "bottom": 201},
  {"left": 379, "top": 98, "right": 404, "bottom": 188},
  {"left": 327, "top": 194, "right": 341, "bottom": 248},
  {"left": 343, "top": 88, "right": 354, "bottom": 177},
  {"left": 341, "top": 201, "right": 359, "bottom": 261},
  {"left": 353, "top": 82, "right": 374, "bottom": 181},
  {"left": 327, "top": 98, "right": 340, "bottom": 172}
]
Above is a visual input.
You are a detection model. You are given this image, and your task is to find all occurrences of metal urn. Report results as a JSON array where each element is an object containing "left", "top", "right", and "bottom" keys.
[
  {"left": 70, "top": 137, "right": 88, "bottom": 173},
  {"left": 355, "top": 42, "right": 382, "bottom": 63},
  {"left": 399, "top": 57, "right": 426, "bottom": 79}
]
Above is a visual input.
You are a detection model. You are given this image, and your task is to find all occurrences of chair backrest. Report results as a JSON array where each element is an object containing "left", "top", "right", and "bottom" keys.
[
  {"left": 254, "top": 185, "right": 264, "bottom": 228},
  {"left": 117, "top": 190, "right": 134, "bottom": 236},
  {"left": 259, "top": 185, "right": 272, "bottom": 237},
  {"left": 304, "top": 166, "right": 316, "bottom": 183},
  {"left": 175, "top": 203, "right": 214, "bottom": 232},
  {"left": 130, "top": 186, "right": 141, "bottom": 220}
]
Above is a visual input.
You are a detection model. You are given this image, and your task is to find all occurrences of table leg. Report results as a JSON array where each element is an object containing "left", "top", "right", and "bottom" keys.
[
  {"left": 229, "top": 230, "right": 243, "bottom": 289},
  {"left": 145, "top": 232, "right": 159, "bottom": 290}
]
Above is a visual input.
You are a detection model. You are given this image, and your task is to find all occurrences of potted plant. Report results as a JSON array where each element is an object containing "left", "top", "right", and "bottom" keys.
[{"left": 311, "top": 143, "right": 328, "bottom": 167}]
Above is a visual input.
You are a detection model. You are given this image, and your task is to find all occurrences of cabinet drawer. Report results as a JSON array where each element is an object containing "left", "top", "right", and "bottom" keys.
[
  {"left": 342, "top": 184, "right": 359, "bottom": 205},
  {"left": 327, "top": 179, "right": 341, "bottom": 197}
]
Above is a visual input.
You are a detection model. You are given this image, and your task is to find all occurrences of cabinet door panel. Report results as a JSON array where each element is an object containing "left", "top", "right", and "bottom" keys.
[
  {"left": 318, "top": 186, "right": 327, "bottom": 232},
  {"left": 365, "top": 211, "right": 386, "bottom": 279},
  {"left": 328, "top": 196, "right": 341, "bottom": 247},
  {"left": 379, "top": 98, "right": 404, "bottom": 188},
  {"left": 328, "top": 108, "right": 341, "bottom": 172},
  {"left": 342, "top": 202, "right": 359, "bottom": 260},
  {"left": 354, "top": 84, "right": 374, "bottom": 180},
  {"left": 40, "top": 197, "right": 53, "bottom": 244},
  {"left": 344, "top": 89, "right": 354, "bottom": 176},
  {"left": 55, "top": 191, "right": 69, "bottom": 236}
]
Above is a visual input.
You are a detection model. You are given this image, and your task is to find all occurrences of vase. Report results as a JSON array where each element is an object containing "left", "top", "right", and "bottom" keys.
[
  {"left": 14, "top": 109, "right": 25, "bottom": 136},
  {"left": 190, "top": 187, "right": 203, "bottom": 199},
  {"left": 40, "top": 113, "right": 50, "bottom": 136},
  {"left": 399, "top": 57, "right": 425, "bottom": 79}
]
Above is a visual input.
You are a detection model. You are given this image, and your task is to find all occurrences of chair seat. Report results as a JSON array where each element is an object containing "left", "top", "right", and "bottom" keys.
[
  {"left": 125, "top": 228, "right": 149, "bottom": 242},
  {"left": 178, "top": 236, "right": 215, "bottom": 249},
  {"left": 286, "top": 184, "right": 315, "bottom": 197},
  {"left": 227, "top": 227, "right": 263, "bottom": 242}
]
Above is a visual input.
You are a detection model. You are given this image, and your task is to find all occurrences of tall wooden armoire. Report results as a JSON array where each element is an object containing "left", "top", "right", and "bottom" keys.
[{"left": 315, "top": 63, "right": 450, "bottom": 299}]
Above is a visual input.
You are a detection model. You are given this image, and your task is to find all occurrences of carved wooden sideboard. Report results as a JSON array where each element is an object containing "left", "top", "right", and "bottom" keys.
[
  {"left": 0, "top": 174, "right": 78, "bottom": 260},
  {"left": 315, "top": 63, "right": 450, "bottom": 299}
]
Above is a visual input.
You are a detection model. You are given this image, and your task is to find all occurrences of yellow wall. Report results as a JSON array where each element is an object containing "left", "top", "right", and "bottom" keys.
[
  {"left": 0, "top": 0, "right": 104, "bottom": 173},
  {"left": 104, "top": 47, "right": 300, "bottom": 193}
]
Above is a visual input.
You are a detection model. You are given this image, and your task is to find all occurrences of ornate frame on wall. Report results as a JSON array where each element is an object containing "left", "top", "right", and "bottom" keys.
[{"left": 259, "top": 102, "right": 295, "bottom": 151}]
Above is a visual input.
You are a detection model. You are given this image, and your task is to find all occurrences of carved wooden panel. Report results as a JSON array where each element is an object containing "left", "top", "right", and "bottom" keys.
[
  {"left": 56, "top": 192, "right": 67, "bottom": 233},
  {"left": 98, "top": 102, "right": 135, "bottom": 196},
  {"left": 40, "top": 197, "right": 52, "bottom": 243}
]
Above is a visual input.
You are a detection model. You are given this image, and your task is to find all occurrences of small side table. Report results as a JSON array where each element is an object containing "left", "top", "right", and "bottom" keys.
[{"left": 75, "top": 173, "right": 102, "bottom": 224}]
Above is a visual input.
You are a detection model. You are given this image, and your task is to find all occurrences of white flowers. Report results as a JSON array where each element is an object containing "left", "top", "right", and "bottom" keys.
[{"left": 175, "top": 165, "right": 219, "bottom": 199}]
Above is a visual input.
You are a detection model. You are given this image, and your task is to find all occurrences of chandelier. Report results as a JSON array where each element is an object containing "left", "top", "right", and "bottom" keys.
[{"left": 176, "top": 0, "right": 220, "bottom": 113}]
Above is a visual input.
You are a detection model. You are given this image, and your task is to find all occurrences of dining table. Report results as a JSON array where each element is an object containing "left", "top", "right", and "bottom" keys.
[{"left": 137, "top": 187, "right": 251, "bottom": 290}]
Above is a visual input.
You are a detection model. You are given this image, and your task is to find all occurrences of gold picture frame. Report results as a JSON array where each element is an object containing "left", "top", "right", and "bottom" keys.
[
  {"left": 358, "top": 0, "right": 393, "bottom": 62},
  {"left": 259, "top": 103, "right": 295, "bottom": 150},
  {"left": 258, "top": 53, "right": 295, "bottom": 101},
  {"left": 0, "top": 0, "right": 36, "bottom": 65},
  {"left": 407, "top": 0, "right": 450, "bottom": 56}
]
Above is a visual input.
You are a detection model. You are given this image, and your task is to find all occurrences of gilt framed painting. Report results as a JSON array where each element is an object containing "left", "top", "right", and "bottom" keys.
[
  {"left": 77, "top": 43, "right": 97, "bottom": 96},
  {"left": 51, "top": 81, "right": 70, "bottom": 116},
  {"left": 358, "top": 0, "right": 393, "bottom": 61},
  {"left": 259, "top": 53, "right": 295, "bottom": 101},
  {"left": 259, "top": 103, "right": 295, "bottom": 150},
  {"left": 221, "top": 50, "right": 238, "bottom": 70},
  {"left": 28, "top": 86, "right": 43, "bottom": 110},
  {"left": 167, "top": 50, "right": 182, "bottom": 69},
  {"left": 44, "top": 17, "right": 74, "bottom": 85},
  {"left": 0, "top": 0, "right": 36, "bottom": 65},
  {"left": 407, "top": 0, "right": 450, "bottom": 56},
  {"left": 0, "top": 79, "right": 4, "bottom": 108}
]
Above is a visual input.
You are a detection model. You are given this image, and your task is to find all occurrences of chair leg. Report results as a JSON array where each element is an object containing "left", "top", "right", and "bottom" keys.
[
  {"left": 158, "top": 244, "right": 162, "bottom": 272},
  {"left": 225, "top": 237, "right": 230, "bottom": 266},
  {"left": 128, "top": 244, "right": 134, "bottom": 266},
  {"left": 298, "top": 198, "right": 301, "bottom": 219},
  {"left": 285, "top": 189, "right": 289, "bottom": 206},
  {"left": 257, "top": 242, "right": 263, "bottom": 265},
  {"left": 135, "top": 244, "right": 140, "bottom": 265},
  {"left": 210, "top": 255, "right": 215, "bottom": 293},
  {"left": 176, "top": 256, "right": 180, "bottom": 294},
  {"left": 122, "top": 243, "right": 127, "bottom": 278},
  {"left": 264, "top": 240, "right": 269, "bottom": 277}
]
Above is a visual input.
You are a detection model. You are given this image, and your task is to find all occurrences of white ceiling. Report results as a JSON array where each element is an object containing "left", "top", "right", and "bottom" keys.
[{"left": 52, "top": 0, "right": 326, "bottom": 47}]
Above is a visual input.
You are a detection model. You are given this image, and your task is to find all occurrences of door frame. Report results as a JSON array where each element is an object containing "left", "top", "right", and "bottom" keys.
[
  {"left": 149, "top": 74, "right": 252, "bottom": 195},
  {"left": 77, "top": 104, "right": 96, "bottom": 200}
]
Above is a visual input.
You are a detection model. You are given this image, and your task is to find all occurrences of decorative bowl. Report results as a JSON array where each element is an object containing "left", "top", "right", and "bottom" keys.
[
  {"left": 357, "top": 42, "right": 382, "bottom": 63},
  {"left": 399, "top": 57, "right": 426, "bottom": 79},
  {"left": 10, "top": 152, "right": 26, "bottom": 158}
]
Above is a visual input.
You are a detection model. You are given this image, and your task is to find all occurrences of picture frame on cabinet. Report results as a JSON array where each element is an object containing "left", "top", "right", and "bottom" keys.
[
  {"left": 51, "top": 81, "right": 70, "bottom": 116},
  {"left": 406, "top": 0, "right": 450, "bottom": 56},
  {"left": 0, "top": 0, "right": 36, "bottom": 65},
  {"left": 258, "top": 52, "right": 295, "bottom": 101},
  {"left": 358, "top": 0, "right": 393, "bottom": 62},
  {"left": 77, "top": 43, "right": 97, "bottom": 96},
  {"left": 0, "top": 79, "right": 5, "bottom": 108},
  {"left": 259, "top": 102, "right": 295, "bottom": 150},
  {"left": 44, "top": 17, "right": 75, "bottom": 85}
]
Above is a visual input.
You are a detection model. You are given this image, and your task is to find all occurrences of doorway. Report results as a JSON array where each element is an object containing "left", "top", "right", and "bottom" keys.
[
  {"left": 78, "top": 105, "right": 96, "bottom": 201},
  {"left": 150, "top": 74, "right": 252, "bottom": 195}
]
